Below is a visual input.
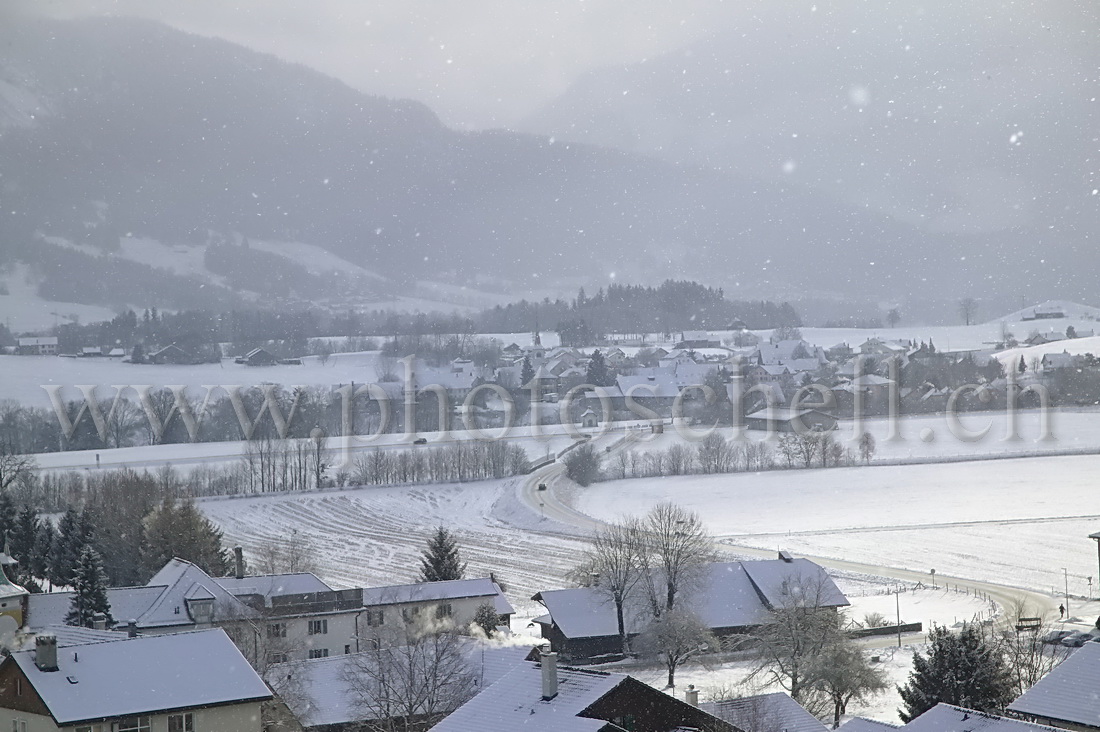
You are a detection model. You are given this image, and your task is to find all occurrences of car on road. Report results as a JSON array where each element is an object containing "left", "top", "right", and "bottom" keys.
[{"left": 412, "top": 437, "right": 428, "bottom": 445}]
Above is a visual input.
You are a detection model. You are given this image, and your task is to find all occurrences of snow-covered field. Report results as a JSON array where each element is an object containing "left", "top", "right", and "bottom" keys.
[
  {"left": 0, "top": 352, "right": 383, "bottom": 408},
  {"left": 199, "top": 477, "right": 591, "bottom": 616},
  {"left": 573, "top": 453, "right": 1100, "bottom": 599}
]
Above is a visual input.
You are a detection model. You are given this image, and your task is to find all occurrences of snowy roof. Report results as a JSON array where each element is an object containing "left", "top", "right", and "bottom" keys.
[
  {"left": 267, "top": 641, "right": 532, "bottom": 728},
  {"left": 838, "top": 717, "right": 901, "bottom": 732},
  {"left": 745, "top": 407, "right": 833, "bottom": 423},
  {"left": 907, "top": 705, "right": 1065, "bottom": 732},
  {"left": 9, "top": 629, "right": 271, "bottom": 726},
  {"left": 18, "top": 337, "right": 57, "bottom": 346},
  {"left": 28, "top": 559, "right": 260, "bottom": 631},
  {"left": 8, "top": 625, "right": 128, "bottom": 652},
  {"left": 215, "top": 572, "right": 334, "bottom": 604},
  {"left": 701, "top": 692, "right": 827, "bottom": 732},
  {"left": 361, "top": 578, "right": 514, "bottom": 615},
  {"left": 1008, "top": 642, "right": 1100, "bottom": 727},
  {"left": 429, "top": 661, "right": 623, "bottom": 732},
  {"left": 28, "top": 586, "right": 165, "bottom": 629},
  {"left": 534, "top": 559, "right": 846, "bottom": 639}
]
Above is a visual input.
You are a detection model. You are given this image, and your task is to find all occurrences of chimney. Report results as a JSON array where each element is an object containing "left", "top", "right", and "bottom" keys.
[
  {"left": 778, "top": 550, "right": 793, "bottom": 563},
  {"left": 540, "top": 650, "right": 558, "bottom": 700},
  {"left": 234, "top": 546, "right": 245, "bottom": 579},
  {"left": 127, "top": 619, "right": 139, "bottom": 638},
  {"left": 35, "top": 635, "right": 58, "bottom": 672},
  {"left": 589, "top": 572, "right": 600, "bottom": 587},
  {"left": 685, "top": 684, "right": 699, "bottom": 707},
  {"left": 92, "top": 612, "right": 107, "bottom": 630}
]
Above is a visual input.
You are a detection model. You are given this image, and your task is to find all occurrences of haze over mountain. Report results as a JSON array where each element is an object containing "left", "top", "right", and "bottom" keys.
[{"left": 0, "top": 11, "right": 1095, "bottom": 323}]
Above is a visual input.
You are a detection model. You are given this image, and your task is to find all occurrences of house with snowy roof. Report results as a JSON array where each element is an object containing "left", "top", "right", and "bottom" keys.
[
  {"left": 265, "top": 640, "right": 533, "bottom": 730},
  {"left": 532, "top": 555, "right": 847, "bottom": 662},
  {"left": 1008, "top": 641, "right": 1100, "bottom": 731},
  {"left": 0, "top": 628, "right": 271, "bottom": 732},
  {"left": 16, "top": 337, "right": 58, "bottom": 356},
  {"left": 430, "top": 650, "right": 733, "bottom": 732},
  {"left": 700, "top": 691, "right": 827, "bottom": 732},
  {"left": 908, "top": 704, "right": 1066, "bottom": 732},
  {"left": 358, "top": 577, "right": 514, "bottom": 647}
]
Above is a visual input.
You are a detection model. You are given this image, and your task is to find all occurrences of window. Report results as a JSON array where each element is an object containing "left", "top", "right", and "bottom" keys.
[
  {"left": 113, "top": 718, "right": 151, "bottom": 732},
  {"left": 14, "top": 676, "right": 20, "bottom": 696},
  {"left": 401, "top": 607, "right": 421, "bottom": 623},
  {"left": 366, "top": 609, "right": 385, "bottom": 627},
  {"left": 435, "top": 603, "right": 452, "bottom": 619},
  {"left": 308, "top": 648, "right": 330, "bottom": 659},
  {"left": 344, "top": 644, "right": 351, "bottom": 654},
  {"left": 268, "top": 652, "right": 289, "bottom": 665},
  {"left": 168, "top": 713, "right": 194, "bottom": 732},
  {"left": 308, "top": 619, "right": 328, "bottom": 635},
  {"left": 11, "top": 721, "right": 27, "bottom": 732},
  {"left": 267, "top": 622, "right": 286, "bottom": 639}
]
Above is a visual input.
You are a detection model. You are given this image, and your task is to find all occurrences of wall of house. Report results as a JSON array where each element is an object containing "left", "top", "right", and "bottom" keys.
[
  {"left": 0, "top": 702, "right": 264, "bottom": 732},
  {"left": 358, "top": 596, "right": 497, "bottom": 648},
  {"left": 0, "top": 709, "right": 56, "bottom": 732}
]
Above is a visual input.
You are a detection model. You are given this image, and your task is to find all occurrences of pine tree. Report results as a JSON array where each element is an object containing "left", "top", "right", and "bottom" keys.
[
  {"left": 1018, "top": 355, "right": 1027, "bottom": 373},
  {"left": 0, "top": 491, "right": 16, "bottom": 543},
  {"left": 585, "top": 350, "right": 612, "bottom": 387},
  {"left": 898, "top": 623, "right": 1014, "bottom": 722},
  {"left": 418, "top": 527, "right": 466, "bottom": 582},
  {"left": 10, "top": 505, "right": 38, "bottom": 569},
  {"left": 141, "top": 497, "right": 229, "bottom": 580},
  {"left": 520, "top": 357, "right": 535, "bottom": 387},
  {"left": 49, "top": 507, "right": 87, "bottom": 589},
  {"left": 32, "top": 521, "right": 54, "bottom": 587},
  {"left": 65, "top": 546, "right": 113, "bottom": 628}
]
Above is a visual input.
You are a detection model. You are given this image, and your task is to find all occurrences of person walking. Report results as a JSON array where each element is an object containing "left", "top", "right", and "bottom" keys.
[{"left": 1059, "top": 603, "right": 1066, "bottom": 619}]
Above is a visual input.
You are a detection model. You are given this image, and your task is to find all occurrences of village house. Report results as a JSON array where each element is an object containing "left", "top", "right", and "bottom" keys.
[
  {"left": 701, "top": 691, "right": 827, "bottom": 732},
  {"left": 532, "top": 555, "right": 847, "bottom": 662},
  {"left": 430, "top": 650, "right": 734, "bottom": 731},
  {"left": 265, "top": 641, "right": 533, "bottom": 731},
  {"left": 146, "top": 343, "right": 194, "bottom": 365},
  {"left": 237, "top": 347, "right": 279, "bottom": 366},
  {"left": 1008, "top": 640, "right": 1100, "bottom": 731},
  {"left": 16, "top": 337, "right": 58, "bottom": 356},
  {"left": 743, "top": 407, "right": 838, "bottom": 433},
  {"left": 358, "top": 577, "right": 514, "bottom": 648},
  {"left": 0, "top": 629, "right": 272, "bottom": 732}
]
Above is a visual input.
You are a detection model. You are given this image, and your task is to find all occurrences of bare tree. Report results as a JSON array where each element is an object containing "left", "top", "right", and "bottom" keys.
[
  {"left": 0, "top": 451, "right": 35, "bottom": 491},
  {"left": 343, "top": 629, "right": 476, "bottom": 731},
  {"left": 959, "top": 298, "right": 979, "bottom": 326},
  {"left": 638, "top": 609, "right": 717, "bottom": 689},
  {"left": 743, "top": 573, "right": 847, "bottom": 711},
  {"left": 576, "top": 518, "right": 647, "bottom": 654},
  {"left": 816, "top": 638, "right": 889, "bottom": 728},
  {"left": 102, "top": 397, "right": 143, "bottom": 448},
  {"left": 1001, "top": 600, "right": 1069, "bottom": 696},
  {"left": 638, "top": 503, "right": 716, "bottom": 617},
  {"left": 697, "top": 432, "right": 735, "bottom": 474},
  {"left": 253, "top": 530, "right": 318, "bottom": 575}
]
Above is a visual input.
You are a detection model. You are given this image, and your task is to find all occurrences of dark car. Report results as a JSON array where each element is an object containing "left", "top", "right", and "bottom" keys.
[
  {"left": 1060, "top": 631, "right": 1093, "bottom": 647},
  {"left": 412, "top": 437, "right": 428, "bottom": 445},
  {"left": 1041, "top": 629, "right": 1073, "bottom": 644}
]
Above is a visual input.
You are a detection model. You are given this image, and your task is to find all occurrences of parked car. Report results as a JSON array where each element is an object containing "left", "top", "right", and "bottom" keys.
[
  {"left": 412, "top": 437, "right": 428, "bottom": 445},
  {"left": 1041, "top": 629, "right": 1073, "bottom": 644},
  {"left": 1060, "top": 630, "right": 1093, "bottom": 647}
]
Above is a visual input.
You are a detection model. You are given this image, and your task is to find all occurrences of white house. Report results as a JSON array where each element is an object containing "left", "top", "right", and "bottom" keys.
[{"left": 0, "top": 629, "right": 272, "bottom": 732}]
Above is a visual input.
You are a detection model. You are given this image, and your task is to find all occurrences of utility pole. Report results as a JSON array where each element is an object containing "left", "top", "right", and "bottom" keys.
[
  {"left": 1062, "top": 568, "right": 1070, "bottom": 618},
  {"left": 896, "top": 586, "right": 902, "bottom": 648}
]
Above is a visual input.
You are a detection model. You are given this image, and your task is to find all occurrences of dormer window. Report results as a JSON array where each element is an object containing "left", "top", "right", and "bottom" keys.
[{"left": 185, "top": 598, "right": 215, "bottom": 623}]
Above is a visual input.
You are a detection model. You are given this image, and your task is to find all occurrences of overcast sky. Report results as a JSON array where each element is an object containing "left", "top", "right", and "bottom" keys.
[{"left": 17, "top": 0, "right": 775, "bottom": 129}]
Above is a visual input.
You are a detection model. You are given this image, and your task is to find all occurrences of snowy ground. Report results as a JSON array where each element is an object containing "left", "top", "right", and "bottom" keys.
[{"left": 573, "top": 453, "right": 1100, "bottom": 599}]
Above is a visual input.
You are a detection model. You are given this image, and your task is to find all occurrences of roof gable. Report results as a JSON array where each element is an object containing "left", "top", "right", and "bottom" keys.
[{"left": 12, "top": 629, "right": 271, "bottom": 725}]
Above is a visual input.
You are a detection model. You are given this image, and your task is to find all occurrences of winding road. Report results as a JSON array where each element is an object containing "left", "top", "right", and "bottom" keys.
[{"left": 516, "top": 429, "right": 1064, "bottom": 638}]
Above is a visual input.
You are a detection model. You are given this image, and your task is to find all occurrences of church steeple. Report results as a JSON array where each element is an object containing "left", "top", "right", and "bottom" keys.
[{"left": 533, "top": 308, "right": 542, "bottom": 347}]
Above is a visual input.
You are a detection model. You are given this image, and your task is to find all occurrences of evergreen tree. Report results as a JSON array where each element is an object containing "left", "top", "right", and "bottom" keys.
[
  {"left": 585, "top": 350, "right": 612, "bottom": 387},
  {"left": 32, "top": 521, "right": 54, "bottom": 586},
  {"left": 418, "top": 527, "right": 466, "bottom": 582},
  {"left": 49, "top": 507, "right": 87, "bottom": 589},
  {"left": 141, "top": 497, "right": 229, "bottom": 579},
  {"left": 898, "top": 623, "right": 1014, "bottom": 722},
  {"left": 65, "top": 546, "right": 113, "bottom": 628},
  {"left": 0, "top": 491, "right": 15, "bottom": 544},
  {"left": 520, "top": 357, "right": 535, "bottom": 387},
  {"left": 10, "top": 505, "right": 38, "bottom": 568},
  {"left": 1018, "top": 355, "right": 1027, "bottom": 373}
]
